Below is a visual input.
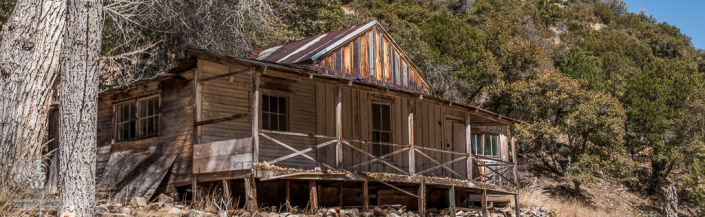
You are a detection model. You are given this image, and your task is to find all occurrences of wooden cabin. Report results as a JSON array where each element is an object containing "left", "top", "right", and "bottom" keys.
[{"left": 90, "top": 20, "right": 523, "bottom": 215}]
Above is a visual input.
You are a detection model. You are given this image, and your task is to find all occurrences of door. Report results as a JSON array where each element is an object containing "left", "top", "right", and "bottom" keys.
[{"left": 452, "top": 122, "right": 466, "bottom": 178}]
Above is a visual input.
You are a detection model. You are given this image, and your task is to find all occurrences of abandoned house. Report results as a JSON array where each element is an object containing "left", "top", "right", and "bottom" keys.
[{"left": 47, "top": 20, "right": 524, "bottom": 215}]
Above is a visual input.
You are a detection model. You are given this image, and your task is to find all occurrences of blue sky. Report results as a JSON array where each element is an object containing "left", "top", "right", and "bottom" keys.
[{"left": 621, "top": 0, "right": 705, "bottom": 49}]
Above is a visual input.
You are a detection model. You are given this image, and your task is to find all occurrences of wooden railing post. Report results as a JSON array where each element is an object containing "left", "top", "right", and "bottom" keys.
[
  {"left": 510, "top": 124, "right": 521, "bottom": 217},
  {"left": 481, "top": 189, "right": 488, "bottom": 217},
  {"left": 192, "top": 60, "right": 202, "bottom": 203},
  {"left": 245, "top": 176, "right": 257, "bottom": 212},
  {"left": 336, "top": 86, "right": 343, "bottom": 170},
  {"left": 449, "top": 185, "right": 455, "bottom": 215},
  {"left": 465, "top": 114, "right": 472, "bottom": 180},
  {"left": 252, "top": 69, "right": 260, "bottom": 162},
  {"left": 408, "top": 100, "right": 415, "bottom": 175}
]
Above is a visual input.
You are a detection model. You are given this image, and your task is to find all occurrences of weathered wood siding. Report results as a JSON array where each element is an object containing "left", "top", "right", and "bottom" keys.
[
  {"left": 314, "top": 27, "right": 429, "bottom": 94},
  {"left": 96, "top": 74, "right": 194, "bottom": 185}
]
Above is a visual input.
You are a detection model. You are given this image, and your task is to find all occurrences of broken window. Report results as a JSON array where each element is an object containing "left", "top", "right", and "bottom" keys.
[
  {"left": 115, "top": 95, "right": 160, "bottom": 141},
  {"left": 371, "top": 103, "right": 391, "bottom": 157},
  {"left": 262, "top": 95, "right": 287, "bottom": 131}
]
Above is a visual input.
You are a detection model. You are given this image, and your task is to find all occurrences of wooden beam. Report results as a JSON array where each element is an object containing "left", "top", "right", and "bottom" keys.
[
  {"left": 286, "top": 180, "right": 291, "bottom": 203},
  {"left": 363, "top": 181, "right": 369, "bottom": 212},
  {"left": 194, "top": 112, "right": 251, "bottom": 126},
  {"left": 336, "top": 86, "right": 343, "bottom": 170},
  {"left": 192, "top": 176, "right": 199, "bottom": 203},
  {"left": 417, "top": 156, "right": 468, "bottom": 175},
  {"left": 200, "top": 67, "right": 251, "bottom": 82},
  {"left": 268, "top": 139, "right": 338, "bottom": 165},
  {"left": 481, "top": 189, "right": 487, "bottom": 217},
  {"left": 414, "top": 149, "right": 465, "bottom": 179},
  {"left": 309, "top": 180, "right": 318, "bottom": 213},
  {"left": 408, "top": 100, "right": 415, "bottom": 175},
  {"left": 449, "top": 185, "right": 455, "bottom": 215},
  {"left": 260, "top": 133, "right": 336, "bottom": 170},
  {"left": 252, "top": 73, "right": 261, "bottom": 162},
  {"left": 339, "top": 182, "right": 343, "bottom": 207},
  {"left": 343, "top": 140, "right": 409, "bottom": 174},
  {"left": 223, "top": 180, "right": 231, "bottom": 210},
  {"left": 418, "top": 181, "right": 425, "bottom": 217},
  {"left": 511, "top": 125, "right": 520, "bottom": 217},
  {"left": 366, "top": 176, "right": 419, "bottom": 198},
  {"left": 466, "top": 114, "right": 473, "bottom": 180},
  {"left": 244, "top": 176, "right": 257, "bottom": 212}
]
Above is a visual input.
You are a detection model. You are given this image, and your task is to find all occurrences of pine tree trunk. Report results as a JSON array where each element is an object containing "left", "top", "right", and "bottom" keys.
[
  {"left": 58, "top": 0, "right": 101, "bottom": 216},
  {"left": 0, "top": 0, "right": 66, "bottom": 186}
]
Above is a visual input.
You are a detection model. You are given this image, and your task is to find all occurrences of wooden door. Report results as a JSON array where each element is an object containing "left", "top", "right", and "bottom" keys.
[{"left": 452, "top": 122, "right": 466, "bottom": 178}]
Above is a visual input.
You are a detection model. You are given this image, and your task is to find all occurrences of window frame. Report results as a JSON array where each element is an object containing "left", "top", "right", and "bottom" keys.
[
  {"left": 113, "top": 94, "right": 162, "bottom": 142},
  {"left": 369, "top": 100, "right": 393, "bottom": 158},
  {"left": 470, "top": 131, "right": 502, "bottom": 158},
  {"left": 260, "top": 93, "right": 290, "bottom": 132}
]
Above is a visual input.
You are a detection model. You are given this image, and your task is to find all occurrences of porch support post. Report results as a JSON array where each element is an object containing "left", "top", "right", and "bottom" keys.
[
  {"left": 418, "top": 180, "right": 425, "bottom": 217},
  {"left": 510, "top": 124, "right": 521, "bottom": 217},
  {"left": 223, "top": 180, "right": 231, "bottom": 210},
  {"left": 449, "top": 185, "right": 455, "bottom": 215},
  {"left": 252, "top": 69, "right": 260, "bottom": 162},
  {"left": 408, "top": 100, "right": 415, "bottom": 175},
  {"left": 192, "top": 176, "right": 199, "bottom": 203},
  {"left": 481, "top": 189, "right": 488, "bottom": 217},
  {"left": 286, "top": 180, "right": 291, "bottom": 202},
  {"left": 309, "top": 180, "right": 319, "bottom": 213},
  {"left": 245, "top": 176, "right": 257, "bottom": 212},
  {"left": 336, "top": 86, "right": 343, "bottom": 170},
  {"left": 363, "top": 180, "right": 369, "bottom": 212},
  {"left": 466, "top": 114, "right": 472, "bottom": 180}
]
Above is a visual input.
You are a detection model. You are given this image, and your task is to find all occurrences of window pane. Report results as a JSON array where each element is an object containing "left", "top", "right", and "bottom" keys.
[
  {"left": 373, "top": 144, "right": 380, "bottom": 157},
  {"left": 121, "top": 105, "right": 128, "bottom": 122},
  {"left": 381, "top": 145, "right": 390, "bottom": 156},
  {"left": 129, "top": 121, "right": 136, "bottom": 139},
  {"left": 140, "top": 119, "right": 146, "bottom": 136},
  {"left": 492, "top": 135, "right": 498, "bottom": 156},
  {"left": 262, "top": 113, "right": 270, "bottom": 130},
  {"left": 381, "top": 105, "right": 390, "bottom": 131},
  {"left": 485, "top": 134, "right": 492, "bottom": 156},
  {"left": 381, "top": 132, "right": 390, "bottom": 143},
  {"left": 153, "top": 117, "right": 159, "bottom": 135},
  {"left": 372, "top": 104, "right": 380, "bottom": 130},
  {"left": 270, "top": 113, "right": 278, "bottom": 131},
  {"left": 121, "top": 123, "right": 128, "bottom": 140},
  {"left": 270, "top": 96, "right": 278, "bottom": 113},
  {"left": 130, "top": 104, "right": 136, "bottom": 121},
  {"left": 279, "top": 114, "right": 286, "bottom": 131},
  {"left": 471, "top": 134, "right": 476, "bottom": 155},
  {"left": 264, "top": 95, "right": 270, "bottom": 112},
  {"left": 279, "top": 97, "right": 286, "bottom": 114},
  {"left": 140, "top": 102, "right": 147, "bottom": 118},
  {"left": 148, "top": 99, "right": 154, "bottom": 116},
  {"left": 148, "top": 117, "right": 155, "bottom": 135},
  {"left": 372, "top": 132, "right": 380, "bottom": 142}
]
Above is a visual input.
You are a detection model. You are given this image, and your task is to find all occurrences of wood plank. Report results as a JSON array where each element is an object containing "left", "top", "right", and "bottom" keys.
[
  {"left": 245, "top": 176, "right": 257, "bottom": 212},
  {"left": 195, "top": 112, "right": 251, "bottom": 126},
  {"left": 466, "top": 113, "right": 473, "bottom": 180},
  {"left": 418, "top": 181, "right": 425, "bottom": 217},
  {"left": 408, "top": 100, "right": 415, "bottom": 175},
  {"left": 193, "top": 137, "right": 253, "bottom": 159},
  {"left": 337, "top": 86, "right": 343, "bottom": 170},
  {"left": 201, "top": 67, "right": 251, "bottom": 82},
  {"left": 252, "top": 73, "right": 261, "bottom": 162},
  {"left": 192, "top": 153, "right": 253, "bottom": 174},
  {"left": 310, "top": 180, "right": 319, "bottom": 212},
  {"left": 363, "top": 181, "right": 369, "bottom": 212}
]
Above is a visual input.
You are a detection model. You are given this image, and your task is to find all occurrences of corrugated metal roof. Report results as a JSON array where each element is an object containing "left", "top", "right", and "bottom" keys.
[{"left": 249, "top": 21, "right": 378, "bottom": 64}]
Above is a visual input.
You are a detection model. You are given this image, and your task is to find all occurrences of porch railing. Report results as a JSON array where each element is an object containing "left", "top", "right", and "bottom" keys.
[{"left": 258, "top": 129, "right": 516, "bottom": 188}]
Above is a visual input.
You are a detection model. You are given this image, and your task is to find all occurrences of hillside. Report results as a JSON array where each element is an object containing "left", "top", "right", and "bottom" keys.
[{"left": 2, "top": 0, "right": 704, "bottom": 215}]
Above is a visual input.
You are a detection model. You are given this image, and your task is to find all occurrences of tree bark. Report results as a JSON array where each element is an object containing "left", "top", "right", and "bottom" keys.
[
  {"left": 58, "top": 0, "right": 101, "bottom": 216},
  {"left": 0, "top": 0, "right": 66, "bottom": 186}
]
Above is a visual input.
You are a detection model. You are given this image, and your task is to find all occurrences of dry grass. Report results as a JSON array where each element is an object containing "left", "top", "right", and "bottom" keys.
[{"left": 511, "top": 181, "right": 632, "bottom": 217}]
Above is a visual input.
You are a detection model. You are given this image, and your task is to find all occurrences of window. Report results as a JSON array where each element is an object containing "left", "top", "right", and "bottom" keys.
[
  {"left": 371, "top": 103, "right": 391, "bottom": 157},
  {"left": 262, "top": 95, "right": 287, "bottom": 131},
  {"left": 470, "top": 133, "right": 499, "bottom": 157},
  {"left": 115, "top": 95, "right": 160, "bottom": 141},
  {"left": 484, "top": 134, "right": 499, "bottom": 156}
]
